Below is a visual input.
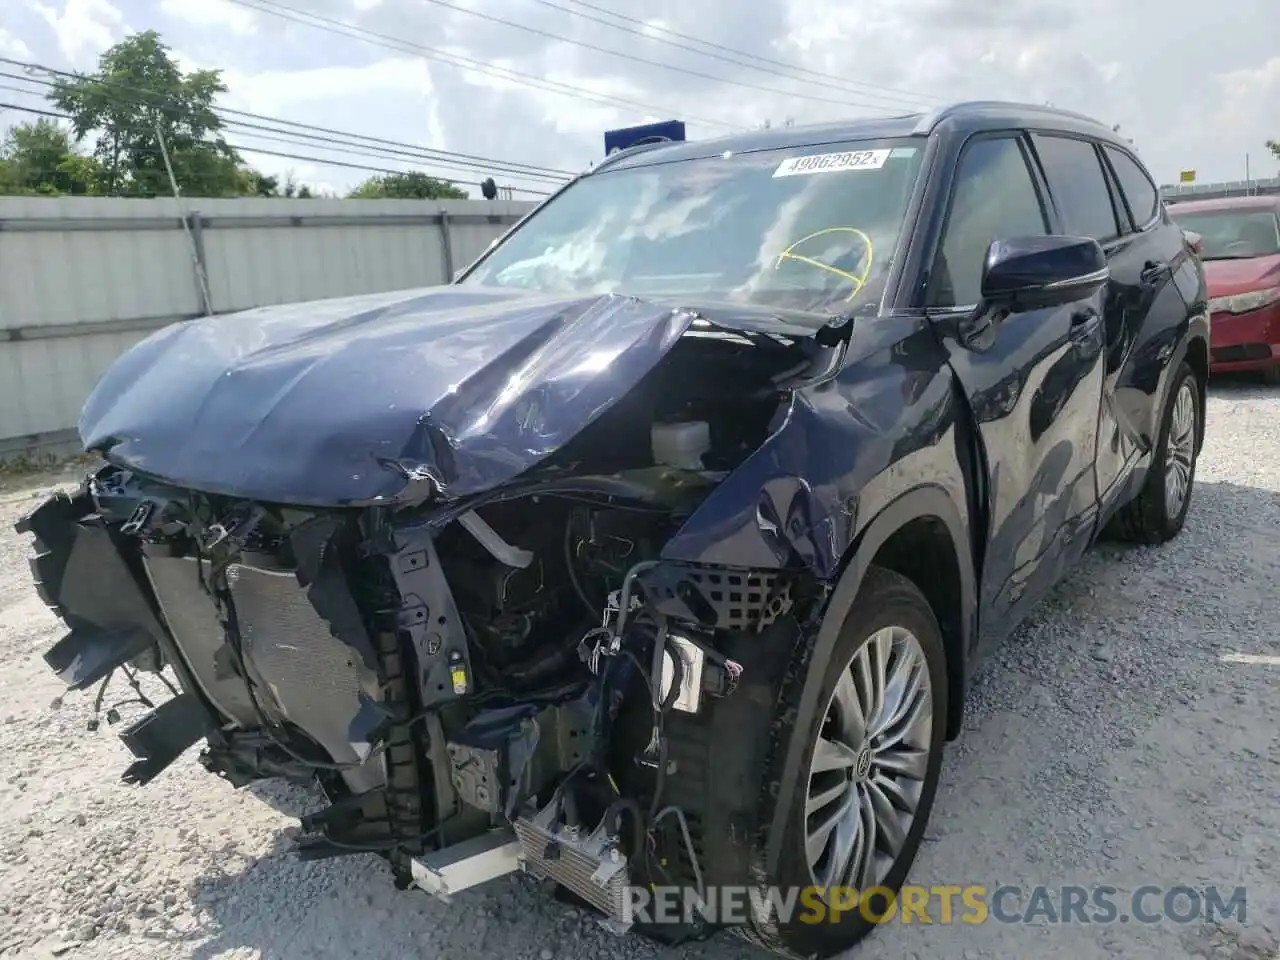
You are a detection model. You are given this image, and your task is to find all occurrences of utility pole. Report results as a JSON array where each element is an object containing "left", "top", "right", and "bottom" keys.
[{"left": 156, "top": 122, "right": 213, "bottom": 317}]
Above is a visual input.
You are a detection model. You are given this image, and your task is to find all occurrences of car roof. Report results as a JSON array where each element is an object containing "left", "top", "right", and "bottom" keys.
[
  {"left": 1166, "top": 195, "right": 1280, "bottom": 214},
  {"left": 597, "top": 114, "right": 925, "bottom": 170},
  {"left": 596, "top": 100, "right": 1124, "bottom": 172}
]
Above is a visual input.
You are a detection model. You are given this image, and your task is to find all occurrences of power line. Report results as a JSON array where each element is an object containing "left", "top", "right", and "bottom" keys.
[
  {"left": 553, "top": 0, "right": 946, "bottom": 107},
  {"left": 0, "top": 82, "right": 47, "bottom": 100},
  {"left": 409, "top": 0, "right": 908, "bottom": 114},
  {"left": 0, "top": 101, "right": 65, "bottom": 123},
  {"left": 0, "top": 62, "right": 576, "bottom": 181},
  {"left": 529, "top": 0, "right": 936, "bottom": 111},
  {"left": 1, "top": 69, "right": 571, "bottom": 186},
  {"left": 226, "top": 127, "right": 564, "bottom": 187},
  {"left": 221, "top": 143, "right": 552, "bottom": 195},
  {"left": 227, "top": 0, "right": 745, "bottom": 132},
  {"left": 0, "top": 102, "right": 553, "bottom": 196}
]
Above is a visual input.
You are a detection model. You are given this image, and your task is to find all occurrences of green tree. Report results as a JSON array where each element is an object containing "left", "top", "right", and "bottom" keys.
[
  {"left": 238, "top": 167, "right": 280, "bottom": 197},
  {"left": 0, "top": 118, "right": 103, "bottom": 195},
  {"left": 47, "top": 30, "right": 243, "bottom": 198},
  {"left": 1267, "top": 139, "right": 1279, "bottom": 163},
  {"left": 236, "top": 167, "right": 316, "bottom": 198},
  {"left": 349, "top": 170, "right": 467, "bottom": 200}
]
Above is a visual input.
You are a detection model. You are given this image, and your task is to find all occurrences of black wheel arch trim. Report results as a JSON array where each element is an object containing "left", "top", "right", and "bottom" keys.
[
  {"left": 762, "top": 482, "right": 976, "bottom": 875},
  {"left": 1156, "top": 323, "right": 1208, "bottom": 451}
]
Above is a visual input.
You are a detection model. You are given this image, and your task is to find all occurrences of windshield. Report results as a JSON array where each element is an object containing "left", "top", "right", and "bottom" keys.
[
  {"left": 461, "top": 138, "right": 926, "bottom": 319},
  {"left": 1169, "top": 207, "right": 1280, "bottom": 260}
]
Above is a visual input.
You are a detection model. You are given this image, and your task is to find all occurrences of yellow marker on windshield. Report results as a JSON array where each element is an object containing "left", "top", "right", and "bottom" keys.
[{"left": 775, "top": 226, "right": 874, "bottom": 302}]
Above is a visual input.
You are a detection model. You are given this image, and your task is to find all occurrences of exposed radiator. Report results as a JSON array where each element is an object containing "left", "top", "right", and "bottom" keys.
[
  {"left": 225, "top": 562, "right": 367, "bottom": 766},
  {"left": 143, "top": 553, "right": 257, "bottom": 728},
  {"left": 513, "top": 804, "right": 631, "bottom": 922},
  {"left": 142, "top": 551, "right": 384, "bottom": 792}
]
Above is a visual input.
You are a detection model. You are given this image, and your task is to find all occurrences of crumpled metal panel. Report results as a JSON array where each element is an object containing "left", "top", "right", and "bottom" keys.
[{"left": 75, "top": 284, "right": 820, "bottom": 507}]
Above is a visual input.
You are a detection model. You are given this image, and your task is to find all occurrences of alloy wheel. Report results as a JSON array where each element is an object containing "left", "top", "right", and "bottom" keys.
[
  {"left": 804, "top": 625, "right": 935, "bottom": 894},
  {"left": 1164, "top": 381, "right": 1197, "bottom": 518}
]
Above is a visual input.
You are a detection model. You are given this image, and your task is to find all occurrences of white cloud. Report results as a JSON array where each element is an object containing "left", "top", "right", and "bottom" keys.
[
  {"left": 11, "top": 0, "right": 1280, "bottom": 192},
  {"left": 29, "top": 0, "right": 126, "bottom": 66},
  {"left": 1212, "top": 57, "right": 1280, "bottom": 178},
  {"left": 1215, "top": 57, "right": 1280, "bottom": 134},
  {"left": 220, "top": 57, "right": 435, "bottom": 114},
  {"left": 159, "top": 0, "right": 257, "bottom": 36},
  {"left": 213, "top": 57, "right": 452, "bottom": 189},
  {"left": 0, "top": 28, "right": 34, "bottom": 59}
]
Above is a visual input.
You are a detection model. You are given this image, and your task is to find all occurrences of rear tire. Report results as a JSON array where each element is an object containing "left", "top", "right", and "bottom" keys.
[
  {"left": 743, "top": 567, "right": 948, "bottom": 959},
  {"left": 1260, "top": 364, "right": 1280, "bottom": 387},
  {"left": 1107, "top": 360, "right": 1200, "bottom": 545}
]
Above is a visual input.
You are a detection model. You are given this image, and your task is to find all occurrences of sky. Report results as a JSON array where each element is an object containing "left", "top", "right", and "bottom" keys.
[{"left": 0, "top": 0, "right": 1277, "bottom": 199}]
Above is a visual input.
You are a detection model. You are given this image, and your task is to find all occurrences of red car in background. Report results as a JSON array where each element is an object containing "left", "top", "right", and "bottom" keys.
[{"left": 1168, "top": 196, "right": 1280, "bottom": 383}]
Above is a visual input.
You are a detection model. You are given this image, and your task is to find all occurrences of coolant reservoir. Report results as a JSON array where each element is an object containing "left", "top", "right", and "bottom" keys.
[{"left": 651, "top": 420, "right": 711, "bottom": 470}]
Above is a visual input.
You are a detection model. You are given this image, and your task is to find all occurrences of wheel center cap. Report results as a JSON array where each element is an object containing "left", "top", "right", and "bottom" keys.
[{"left": 853, "top": 746, "right": 873, "bottom": 781}]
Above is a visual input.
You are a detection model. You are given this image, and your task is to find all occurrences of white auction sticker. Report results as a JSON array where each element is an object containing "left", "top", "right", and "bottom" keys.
[{"left": 772, "top": 148, "right": 892, "bottom": 178}]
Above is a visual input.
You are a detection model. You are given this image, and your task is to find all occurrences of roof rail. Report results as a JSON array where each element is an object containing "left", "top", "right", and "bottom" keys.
[
  {"left": 594, "top": 138, "right": 681, "bottom": 172},
  {"left": 911, "top": 100, "right": 1107, "bottom": 135}
]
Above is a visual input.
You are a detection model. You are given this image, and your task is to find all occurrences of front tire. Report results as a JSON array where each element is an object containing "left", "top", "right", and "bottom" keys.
[
  {"left": 1108, "top": 360, "right": 1200, "bottom": 544},
  {"left": 745, "top": 567, "right": 949, "bottom": 959}
]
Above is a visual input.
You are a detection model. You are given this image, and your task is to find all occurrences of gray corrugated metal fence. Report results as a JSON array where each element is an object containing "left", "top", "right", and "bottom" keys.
[
  {"left": 1160, "top": 176, "right": 1280, "bottom": 202},
  {"left": 0, "top": 195, "right": 538, "bottom": 459}
]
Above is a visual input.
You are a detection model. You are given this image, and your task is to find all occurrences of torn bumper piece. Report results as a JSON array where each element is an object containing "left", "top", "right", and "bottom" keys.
[
  {"left": 17, "top": 490, "right": 223, "bottom": 785},
  {"left": 17, "top": 491, "right": 170, "bottom": 691},
  {"left": 18, "top": 485, "right": 389, "bottom": 792},
  {"left": 119, "top": 693, "right": 214, "bottom": 786}
]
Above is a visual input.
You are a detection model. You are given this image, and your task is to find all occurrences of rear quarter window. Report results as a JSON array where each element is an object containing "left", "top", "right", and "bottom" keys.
[{"left": 1105, "top": 146, "right": 1160, "bottom": 229}]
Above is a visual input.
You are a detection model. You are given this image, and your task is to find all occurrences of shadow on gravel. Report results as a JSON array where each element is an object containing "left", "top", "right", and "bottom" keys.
[
  {"left": 176, "top": 827, "right": 761, "bottom": 960},
  {"left": 243, "top": 779, "right": 324, "bottom": 818}
]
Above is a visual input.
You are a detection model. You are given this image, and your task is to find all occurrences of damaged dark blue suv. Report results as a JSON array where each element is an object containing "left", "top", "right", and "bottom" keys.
[{"left": 18, "top": 101, "right": 1209, "bottom": 957}]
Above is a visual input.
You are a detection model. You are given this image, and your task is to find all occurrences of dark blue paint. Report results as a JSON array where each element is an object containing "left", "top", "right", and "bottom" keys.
[
  {"left": 77, "top": 288, "right": 807, "bottom": 506},
  {"left": 980, "top": 235, "right": 1108, "bottom": 304},
  {"left": 79, "top": 102, "right": 1210, "bottom": 645},
  {"left": 659, "top": 314, "right": 961, "bottom": 582},
  {"left": 70, "top": 103, "right": 1211, "bottom": 874}
]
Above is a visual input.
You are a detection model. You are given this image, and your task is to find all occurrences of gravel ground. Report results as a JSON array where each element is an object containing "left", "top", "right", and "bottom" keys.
[{"left": 0, "top": 380, "right": 1277, "bottom": 960}]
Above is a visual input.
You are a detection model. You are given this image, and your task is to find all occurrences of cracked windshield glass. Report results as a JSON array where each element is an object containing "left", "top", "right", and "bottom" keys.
[{"left": 462, "top": 139, "right": 925, "bottom": 320}]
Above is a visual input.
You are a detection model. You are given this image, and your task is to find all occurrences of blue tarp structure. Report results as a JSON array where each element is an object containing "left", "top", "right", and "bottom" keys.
[{"left": 604, "top": 120, "right": 687, "bottom": 156}]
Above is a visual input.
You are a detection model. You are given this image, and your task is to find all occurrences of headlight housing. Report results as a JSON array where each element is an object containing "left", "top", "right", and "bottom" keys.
[{"left": 1208, "top": 285, "right": 1280, "bottom": 315}]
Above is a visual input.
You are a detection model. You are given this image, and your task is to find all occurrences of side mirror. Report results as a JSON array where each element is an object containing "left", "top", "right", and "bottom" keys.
[{"left": 980, "top": 235, "right": 1109, "bottom": 312}]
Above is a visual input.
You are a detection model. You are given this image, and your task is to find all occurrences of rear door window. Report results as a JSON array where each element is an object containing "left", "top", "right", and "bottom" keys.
[
  {"left": 1105, "top": 146, "right": 1160, "bottom": 229},
  {"left": 1030, "top": 134, "right": 1121, "bottom": 242}
]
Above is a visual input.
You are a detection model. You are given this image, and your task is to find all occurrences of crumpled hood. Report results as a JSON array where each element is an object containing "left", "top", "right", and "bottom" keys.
[{"left": 79, "top": 285, "right": 813, "bottom": 506}]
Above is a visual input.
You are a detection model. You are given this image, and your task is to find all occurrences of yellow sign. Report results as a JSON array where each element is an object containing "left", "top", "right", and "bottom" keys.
[{"left": 1179, "top": 170, "right": 1196, "bottom": 183}]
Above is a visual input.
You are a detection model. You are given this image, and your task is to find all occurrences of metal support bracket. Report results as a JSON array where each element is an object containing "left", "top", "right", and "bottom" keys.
[{"left": 409, "top": 829, "right": 522, "bottom": 900}]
